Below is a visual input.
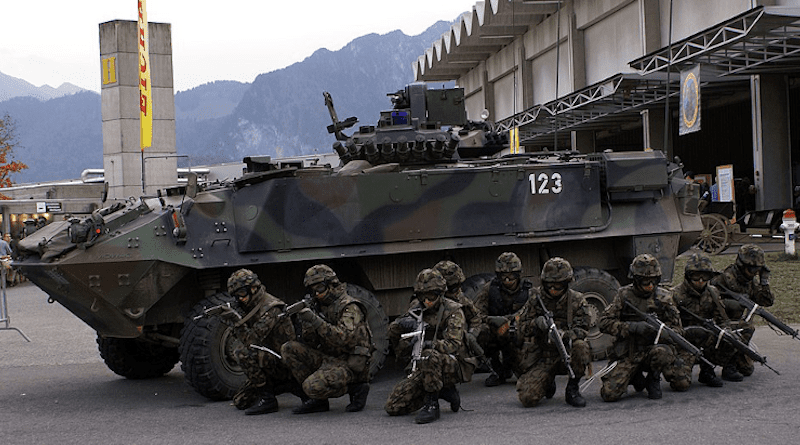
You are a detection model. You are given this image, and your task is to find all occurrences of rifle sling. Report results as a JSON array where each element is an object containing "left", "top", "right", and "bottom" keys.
[{"left": 235, "top": 296, "right": 271, "bottom": 328}]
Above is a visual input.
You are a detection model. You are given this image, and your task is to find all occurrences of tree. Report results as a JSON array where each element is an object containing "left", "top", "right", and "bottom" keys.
[{"left": 0, "top": 113, "right": 28, "bottom": 199}]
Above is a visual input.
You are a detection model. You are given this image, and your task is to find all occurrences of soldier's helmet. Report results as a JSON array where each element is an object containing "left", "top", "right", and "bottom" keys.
[
  {"left": 434, "top": 260, "right": 465, "bottom": 290},
  {"left": 303, "top": 264, "right": 338, "bottom": 288},
  {"left": 736, "top": 244, "right": 765, "bottom": 268},
  {"left": 414, "top": 268, "right": 447, "bottom": 294},
  {"left": 629, "top": 254, "right": 661, "bottom": 278},
  {"left": 495, "top": 252, "right": 522, "bottom": 274},
  {"left": 540, "top": 257, "right": 574, "bottom": 283},
  {"left": 227, "top": 269, "right": 261, "bottom": 298},
  {"left": 684, "top": 253, "right": 717, "bottom": 276}
]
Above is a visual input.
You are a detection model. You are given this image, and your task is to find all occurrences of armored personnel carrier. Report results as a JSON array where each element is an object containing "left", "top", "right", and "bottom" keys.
[{"left": 16, "top": 83, "right": 702, "bottom": 400}]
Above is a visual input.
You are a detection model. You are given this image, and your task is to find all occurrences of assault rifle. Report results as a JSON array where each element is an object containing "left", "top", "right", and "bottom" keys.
[
  {"left": 400, "top": 307, "right": 428, "bottom": 374},
  {"left": 679, "top": 307, "right": 779, "bottom": 375},
  {"left": 193, "top": 302, "right": 242, "bottom": 321},
  {"left": 535, "top": 293, "right": 575, "bottom": 379},
  {"left": 718, "top": 285, "right": 800, "bottom": 343},
  {"left": 280, "top": 295, "right": 314, "bottom": 320},
  {"left": 624, "top": 300, "right": 714, "bottom": 368}
]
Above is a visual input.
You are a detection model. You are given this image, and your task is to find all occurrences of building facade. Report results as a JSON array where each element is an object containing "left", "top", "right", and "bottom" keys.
[{"left": 414, "top": 0, "right": 800, "bottom": 214}]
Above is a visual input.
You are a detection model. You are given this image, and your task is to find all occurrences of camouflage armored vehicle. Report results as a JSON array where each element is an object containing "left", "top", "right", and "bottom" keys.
[{"left": 15, "top": 82, "right": 702, "bottom": 400}]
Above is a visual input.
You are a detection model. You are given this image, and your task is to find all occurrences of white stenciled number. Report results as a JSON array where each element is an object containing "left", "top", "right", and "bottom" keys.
[
  {"left": 529, "top": 172, "right": 563, "bottom": 195},
  {"left": 538, "top": 173, "right": 550, "bottom": 194},
  {"left": 551, "top": 172, "right": 562, "bottom": 193}
]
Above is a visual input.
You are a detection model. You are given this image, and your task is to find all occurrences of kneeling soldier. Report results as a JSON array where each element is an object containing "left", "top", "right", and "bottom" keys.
[
  {"left": 385, "top": 269, "right": 476, "bottom": 424},
  {"left": 516, "top": 258, "right": 591, "bottom": 407}
]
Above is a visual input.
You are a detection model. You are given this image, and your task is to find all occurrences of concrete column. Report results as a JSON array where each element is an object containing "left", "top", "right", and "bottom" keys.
[
  {"left": 642, "top": 108, "right": 670, "bottom": 156},
  {"left": 640, "top": 0, "right": 662, "bottom": 54},
  {"left": 99, "top": 20, "right": 176, "bottom": 202},
  {"left": 750, "top": 74, "right": 792, "bottom": 210},
  {"left": 566, "top": 0, "right": 586, "bottom": 91},
  {"left": 482, "top": 69, "right": 495, "bottom": 124},
  {"left": 570, "top": 131, "right": 594, "bottom": 154},
  {"left": 1, "top": 206, "right": 9, "bottom": 236}
]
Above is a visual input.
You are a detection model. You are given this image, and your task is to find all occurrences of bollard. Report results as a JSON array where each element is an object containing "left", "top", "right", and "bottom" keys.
[{"left": 779, "top": 209, "right": 799, "bottom": 255}]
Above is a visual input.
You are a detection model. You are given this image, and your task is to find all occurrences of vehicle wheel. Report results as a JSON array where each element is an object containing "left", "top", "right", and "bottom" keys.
[
  {"left": 462, "top": 273, "right": 494, "bottom": 301},
  {"left": 695, "top": 213, "right": 730, "bottom": 255},
  {"left": 179, "top": 293, "right": 245, "bottom": 400},
  {"left": 346, "top": 283, "right": 390, "bottom": 380},
  {"left": 571, "top": 267, "right": 619, "bottom": 361},
  {"left": 97, "top": 335, "right": 179, "bottom": 379}
]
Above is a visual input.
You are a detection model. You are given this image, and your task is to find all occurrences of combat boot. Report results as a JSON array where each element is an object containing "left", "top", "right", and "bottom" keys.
[
  {"left": 630, "top": 370, "right": 646, "bottom": 392},
  {"left": 645, "top": 372, "right": 662, "bottom": 400},
  {"left": 698, "top": 364, "right": 723, "bottom": 387},
  {"left": 292, "top": 398, "right": 330, "bottom": 414},
  {"left": 565, "top": 377, "right": 586, "bottom": 407},
  {"left": 345, "top": 383, "right": 369, "bottom": 412},
  {"left": 415, "top": 392, "right": 441, "bottom": 424},
  {"left": 439, "top": 385, "right": 460, "bottom": 412},
  {"left": 484, "top": 371, "right": 505, "bottom": 387},
  {"left": 545, "top": 379, "right": 556, "bottom": 399},
  {"left": 721, "top": 365, "right": 744, "bottom": 382},
  {"left": 484, "top": 357, "right": 505, "bottom": 387},
  {"left": 245, "top": 389, "right": 279, "bottom": 415}
]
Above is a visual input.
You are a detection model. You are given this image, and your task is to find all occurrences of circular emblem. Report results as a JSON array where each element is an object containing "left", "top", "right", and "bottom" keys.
[{"left": 681, "top": 72, "right": 699, "bottom": 129}]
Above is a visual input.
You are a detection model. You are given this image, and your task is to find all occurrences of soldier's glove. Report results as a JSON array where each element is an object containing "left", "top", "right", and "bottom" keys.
[
  {"left": 534, "top": 316, "right": 549, "bottom": 332},
  {"left": 759, "top": 266, "right": 770, "bottom": 286},
  {"left": 487, "top": 316, "right": 509, "bottom": 336},
  {"left": 298, "top": 308, "right": 324, "bottom": 329},
  {"left": 395, "top": 315, "right": 417, "bottom": 332},
  {"left": 627, "top": 321, "right": 655, "bottom": 337},
  {"left": 723, "top": 298, "right": 743, "bottom": 315}
]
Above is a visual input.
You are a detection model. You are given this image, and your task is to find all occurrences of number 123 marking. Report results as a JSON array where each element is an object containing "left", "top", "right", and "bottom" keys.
[{"left": 529, "top": 172, "right": 563, "bottom": 194}]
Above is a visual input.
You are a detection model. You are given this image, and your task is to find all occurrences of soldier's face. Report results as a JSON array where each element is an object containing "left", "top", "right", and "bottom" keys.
[
  {"left": 688, "top": 273, "right": 710, "bottom": 292},
  {"left": 420, "top": 291, "right": 440, "bottom": 309},
  {"left": 635, "top": 276, "right": 658, "bottom": 294},
  {"left": 544, "top": 281, "right": 567, "bottom": 298},
  {"left": 234, "top": 286, "right": 254, "bottom": 306},
  {"left": 499, "top": 273, "right": 519, "bottom": 290},
  {"left": 310, "top": 283, "right": 328, "bottom": 300},
  {"left": 742, "top": 265, "right": 760, "bottom": 279}
]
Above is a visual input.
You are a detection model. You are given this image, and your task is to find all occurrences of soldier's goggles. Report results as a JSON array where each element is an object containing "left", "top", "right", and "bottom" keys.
[
  {"left": 499, "top": 273, "right": 519, "bottom": 282},
  {"left": 310, "top": 283, "right": 328, "bottom": 295},
  {"left": 746, "top": 265, "right": 762, "bottom": 275},
  {"left": 688, "top": 273, "right": 712, "bottom": 283},
  {"left": 543, "top": 281, "right": 567, "bottom": 292},
  {"left": 635, "top": 277, "right": 659, "bottom": 287},
  {"left": 233, "top": 287, "right": 250, "bottom": 298}
]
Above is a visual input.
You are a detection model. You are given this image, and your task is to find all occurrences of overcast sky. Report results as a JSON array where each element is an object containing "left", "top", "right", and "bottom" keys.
[{"left": 2, "top": 1, "right": 472, "bottom": 93}]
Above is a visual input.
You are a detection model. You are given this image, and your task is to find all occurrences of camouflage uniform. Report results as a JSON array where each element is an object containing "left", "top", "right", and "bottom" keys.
[
  {"left": 599, "top": 254, "right": 689, "bottom": 402},
  {"left": 473, "top": 252, "right": 530, "bottom": 385},
  {"left": 434, "top": 260, "right": 483, "bottom": 338},
  {"left": 226, "top": 269, "right": 296, "bottom": 415},
  {"left": 281, "top": 265, "right": 373, "bottom": 413},
  {"left": 385, "top": 269, "right": 476, "bottom": 424},
  {"left": 710, "top": 244, "right": 773, "bottom": 377},
  {"left": 515, "top": 258, "right": 591, "bottom": 407},
  {"left": 672, "top": 253, "right": 742, "bottom": 387}
]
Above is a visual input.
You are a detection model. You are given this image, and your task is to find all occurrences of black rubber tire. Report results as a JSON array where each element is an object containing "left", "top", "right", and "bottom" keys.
[
  {"left": 571, "top": 267, "right": 620, "bottom": 361},
  {"left": 97, "top": 336, "right": 179, "bottom": 379},
  {"left": 346, "top": 283, "right": 390, "bottom": 380},
  {"left": 462, "top": 273, "right": 494, "bottom": 302},
  {"left": 179, "top": 293, "right": 246, "bottom": 400}
]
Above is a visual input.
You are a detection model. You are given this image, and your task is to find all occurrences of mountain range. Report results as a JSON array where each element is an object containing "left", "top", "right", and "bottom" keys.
[{"left": 0, "top": 21, "right": 452, "bottom": 184}]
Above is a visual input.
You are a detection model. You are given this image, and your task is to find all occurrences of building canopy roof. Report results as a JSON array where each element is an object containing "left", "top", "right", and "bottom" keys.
[{"left": 417, "top": 5, "right": 800, "bottom": 147}]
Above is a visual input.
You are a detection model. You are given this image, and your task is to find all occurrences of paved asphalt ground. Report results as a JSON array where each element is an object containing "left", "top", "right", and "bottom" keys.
[{"left": 2, "top": 243, "right": 799, "bottom": 445}]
